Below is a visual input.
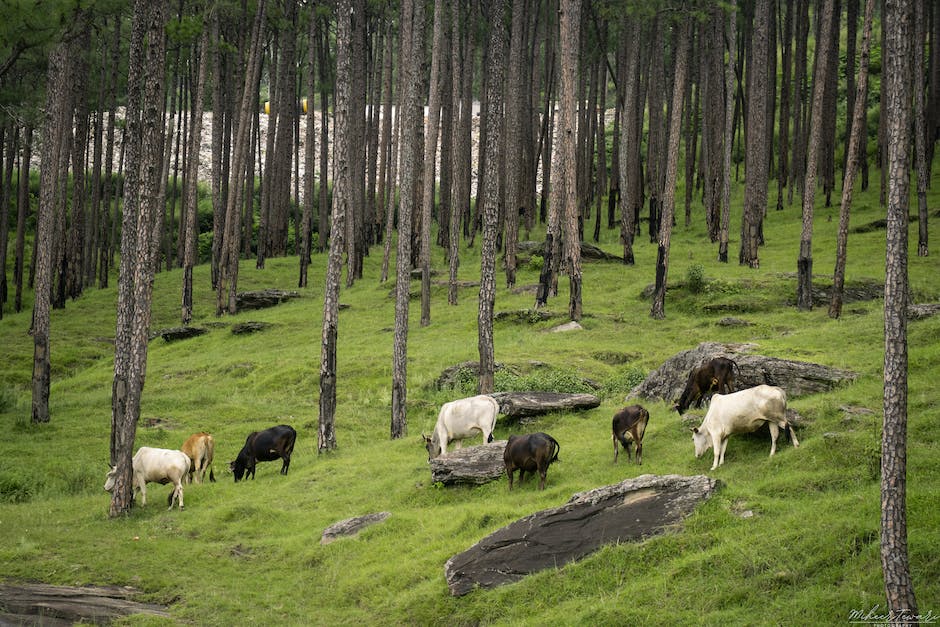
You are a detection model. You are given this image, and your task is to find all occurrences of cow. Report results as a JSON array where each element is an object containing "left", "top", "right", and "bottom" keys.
[
  {"left": 612, "top": 404, "right": 650, "bottom": 465},
  {"left": 691, "top": 384, "right": 800, "bottom": 470},
  {"left": 230, "top": 424, "right": 297, "bottom": 482},
  {"left": 423, "top": 395, "right": 499, "bottom": 461},
  {"left": 181, "top": 432, "right": 216, "bottom": 484},
  {"left": 504, "top": 432, "right": 560, "bottom": 491},
  {"left": 674, "top": 356, "right": 738, "bottom": 414},
  {"left": 104, "top": 447, "right": 191, "bottom": 510}
]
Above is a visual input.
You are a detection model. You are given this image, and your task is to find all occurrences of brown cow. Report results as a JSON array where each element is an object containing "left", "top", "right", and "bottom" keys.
[
  {"left": 674, "top": 357, "right": 738, "bottom": 414},
  {"left": 182, "top": 432, "right": 216, "bottom": 484},
  {"left": 503, "top": 432, "right": 560, "bottom": 491},
  {"left": 612, "top": 404, "right": 650, "bottom": 464}
]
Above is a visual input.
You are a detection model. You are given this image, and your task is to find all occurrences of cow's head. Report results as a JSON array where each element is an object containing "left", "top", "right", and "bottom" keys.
[
  {"left": 103, "top": 466, "right": 117, "bottom": 492},
  {"left": 229, "top": 459, "right": 246, "bottom": 482},
  {"left": 423, "top": 434, "right": 441, "bottom": 461},
  {"left": 691, "top": 427, "right": 711, "bottom": 458}
]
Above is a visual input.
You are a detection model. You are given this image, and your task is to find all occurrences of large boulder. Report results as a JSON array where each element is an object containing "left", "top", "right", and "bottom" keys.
[
  {"left": 444, "top": 474, "right": 720, "bottom": 596},
  {"left": 430, "top": 441, "right": 508, "bottom": 486},
  {"left": 490, "top": 391, "right": 601, "bottom": 418},
  {"left": 0, "top": 583, "right": 170, "bottom": 625},
  {"left": 235, "top": 289, "right": 300, "bottom": 311},
  {"left": 629, "top": 342, "right": 857, "bottom": 403}
]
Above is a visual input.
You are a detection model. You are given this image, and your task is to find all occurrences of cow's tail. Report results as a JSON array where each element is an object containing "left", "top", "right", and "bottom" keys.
[{"left": 548, "top": 435, "right": 560, "bottom": 463}]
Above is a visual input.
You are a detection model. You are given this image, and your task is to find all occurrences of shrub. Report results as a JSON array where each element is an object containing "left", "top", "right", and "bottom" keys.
[{"left": 686, "top": 263, "right": 706, "bottom": 294}]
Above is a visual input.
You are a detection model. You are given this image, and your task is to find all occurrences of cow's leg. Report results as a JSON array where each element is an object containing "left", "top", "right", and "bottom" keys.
[
  {"left": 506, "top": 466, "right": 515, "bottom": 491},
  {"left": 281, "top": 454, "right": 291, "bottom": 475},
  {"left": 636, "top": 440, "right": 643, "bottom": 465},
  {"left": 538, "top": 467, "right": 547, "bottom": 490},
  {"left": 453, "top": 440, "right": 463, "bottom": 450},
  {"left": 613, "top": 433, "right": 619, "bottom": 463},
  {"left": 137, "top": 477, "right": 147, "bottom": 506},
  {"left": 711, "top": 434, "right": 724, "bottom": 469},
  {"left": 768, "top": 422, "right": 780, "bottom": 456},
  {"left": 787, "top": 423, "right": 800, "bottom": 448}
]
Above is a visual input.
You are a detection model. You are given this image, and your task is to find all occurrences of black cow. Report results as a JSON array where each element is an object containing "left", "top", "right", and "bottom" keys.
[
  {"left": 612, "top": 404, "right": 650, "bottom": 464},
  {"left": 503, "top": 432, "right": 560, "bottom": 491},
  {"left": 674, "top": 357, "right": 738, "bottom": 414},
  {"left": 230, "top": 425, "right": 297, "bottom": 482}
]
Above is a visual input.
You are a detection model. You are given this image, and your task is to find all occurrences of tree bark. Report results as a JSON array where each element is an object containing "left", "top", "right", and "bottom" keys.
[
  {"left": 321, "top": 0, "right": 351, "bottom": 452},
  {"left": 718, "top": 2, "right": 736, "bottom": 263},
  {"left": 881, "top": 0, "right": 918, "bottom": 615},
  {"left": 651, "top": 15, "right": 691, "bottom": 321},
  {"left": 503, "top": 0, "right": 526, "bottom": 289},
  {"left": 478, "top": 0, "right": 507, "bottom": 393},
  {"left": 558, "top": 0, "right": 582, "bottom": 321},
  {"left": 391, "top": 0, "right": 424, "bottom": 437},
  {"left": 913, "top": 0, "right": 929, "bottom": 257},
  {"left": 110, "top": 0, "right": 169, "bottom": 516},
  {"left": 182, "top": 24, "right": 210, "bottom": 325},
  {"left": 797, "top": 0, "right": 836, "bottom": 311},
  {"left": 830, "top": 0, "right": 875, "bottom": 320}
]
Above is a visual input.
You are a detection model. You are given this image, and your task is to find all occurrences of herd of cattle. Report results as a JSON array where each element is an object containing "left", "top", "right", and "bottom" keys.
[{"left": 104, "top": 357, "right": 800, "bottom": 508}]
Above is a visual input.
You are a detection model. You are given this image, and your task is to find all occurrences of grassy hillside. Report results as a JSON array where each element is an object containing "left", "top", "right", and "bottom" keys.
[{"left": 1, "top": 177, "right": 939, "bottom": 625}]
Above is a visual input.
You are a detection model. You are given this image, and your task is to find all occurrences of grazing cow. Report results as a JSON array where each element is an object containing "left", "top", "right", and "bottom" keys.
[
  {"left": 423, "top": 395, "right": 499, "bottom": 461},
  {"left": 104, "top": 447, "right": 191, "bottom": 510},
  {"left": 503, "top": 432, "right": 560, "bottom": 491},
  {"left": 674, "top": 357, "right": 738, "bottom": 414},
  {"left": 181, "top": 432, "right": 216, "bottom": 484},
  {"left": 230, "top": 424, "right": 297, "bottom": 482},
  {"left": 691, "top": 384, "right": 800, "bottom": 470},
  {"left": 612, "top": 404, "right": 650, "bottom": 465}
]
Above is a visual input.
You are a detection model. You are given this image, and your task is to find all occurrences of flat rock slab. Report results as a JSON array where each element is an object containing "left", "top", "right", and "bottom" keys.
[
  {"left": 235, "top": 289, "right": 300, "bottom": 311},
  {"left": 629, "top": 341, "right": 857, "bottom": 402},
  {"left": 444, "top": 474, "right": 720, "bottom": 596},
  {"left": 321, "top": 512, "right": 391, "bottom": 544},
  {"left": 0, "top": 582, "right": 170, "bottom": 625},
  {"left": 155, "top": 326, "right": 207, "bottom": 342},
  {"left": 430, "top": 441, "right": 508, "bottom": 486},
  {"left": 490, "top": 391, "right": 601, "bottom": 418}
]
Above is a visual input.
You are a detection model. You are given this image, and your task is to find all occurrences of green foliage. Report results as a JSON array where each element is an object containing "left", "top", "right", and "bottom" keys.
[{"left": 686, "top": 262, "right": 706, "bottom": 294}]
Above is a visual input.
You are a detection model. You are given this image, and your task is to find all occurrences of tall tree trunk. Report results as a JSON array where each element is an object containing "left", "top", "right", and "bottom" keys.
[
  {"left": 788, "top": 0, "right": 809, "bottom": 205},
  {"left": 478, "top": 0, "right": 507, "bottom": 393},
  {"left": 618, "top": 17, "right": 641, "bottom": 265},
  {"left": 718, "top": 1, "right": 737, "bottom": 263},
  {"left": 110, "top": 0, "right": 169, "bottom": 516},
  {"left": 391, "top": 0, "right": 424, "bottom": 437},
  {"left": 317, "top": 16, "right": 330, "bottom": 254},
  {"left": 0, "top": 126, "right": 14, "bottom": 318},
  {"left": 503, "top": 0, "right": 526, "bottom": 288},
  {"left": 33, "top": 19, "right": 79, "bottom": 424},
  {"left": 777, "top": 0, "right": 794, "bottom": 211},
  {"left": 651, "top": 15, "right": 691, "bottom": 320},
  {"left": 216, "top": 0, "right": 266, "bottom": 316},
  {"left": 299, "top": 4, "right": 317, "bottom": 288},
  {"left": 740, "top": 0, "right": 771, "bottom": 268},
  {"left": 182, "top": 25, "right": 210, "bottom": 325},
  {"left": 797, "top": 0, "right": 836, "bottom": 310},
  {"left": 448, "top": 0, "right": 464, "bottom": 306},
  {"left": 881, "top": 0, "right": 918, "bottom": 614},
  {"left": 13, "top": 126, "right": 32, "bottom": 312},
  {"left": 420, "top": 0, "right": 445, "bottom": 325},
  {"left": 558, "top": 0, "right": 582, "bottom": 321},
  {"left": 830, "top": 0, "right": 874, "bottom": 319},
  {"left": 913, "top": 0, "right": 929, "bottom": 257},
  {"left": 320, "top": 0, "right": 351, "bottom": 451}
]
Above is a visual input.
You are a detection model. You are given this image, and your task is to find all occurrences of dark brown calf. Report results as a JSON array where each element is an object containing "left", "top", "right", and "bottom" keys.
[
  {"left": 612, "top": 404, "right": 650, "bottom": 464},
  {"left": 674, "top": 357, "right": 737, "bottom": 414},
  {"left": 503, "top": 432, "right": 560, "bottom": 490}
]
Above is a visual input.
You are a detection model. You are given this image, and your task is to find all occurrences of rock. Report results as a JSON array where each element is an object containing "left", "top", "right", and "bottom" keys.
[
  {"left": 518, "top": 241, "right": 620, "bottom": 261},
  {"left": 434, "top": 361, "right": 505, "bottom": 390},
  {"left": 629, "top": 342, "right": 857, "bottom": 402},
  {"left": 430, "top": 441, "right": 508, "bottom": 486},
  {"left": 548, "top": 321, "right": 583, "bottom": 333},
  {"left": 155, "top": 326, "right": 207, "bottom": 342},
  {"left": 908, "top": 303, "right": 940, "bottom": 320},
  {"left": 717, "top": 317, "right": 753, "bottom": 327},
  {"left": 444, "top": 474, "right": 720, "bottom": 596},
  {"left": 231, "top": 321, "right": 273, "bottom": 335},
  {"left": 0, "top": 583, "right": 170, "bottom": 625},
  {"left": 235, "top": 289, "right": 300, "bottom": 311},
  {"left": 321, "top": 512, "right": 391, "bottom": 545},
  {"left": 490, "top": 391, "right": 601, "bottom": 418},
  {"left": 493, "top": 309, "right": 564, "bottom": 323}
]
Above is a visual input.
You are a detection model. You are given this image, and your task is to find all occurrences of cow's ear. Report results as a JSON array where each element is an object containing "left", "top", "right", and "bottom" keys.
[{"left": 690, "top": 427, "right": 698, "bottom": 434}]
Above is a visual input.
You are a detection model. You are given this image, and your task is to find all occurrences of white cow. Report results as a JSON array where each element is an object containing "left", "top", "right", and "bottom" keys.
[
  {"left": 104, "top": 447, "right": 191, "bottom": 510},
  {"left": 423, "top": 395, "right": 499, "bottom": 460},
  {"left": 691, "top": 385, "right": 800, "bottom": 470}
]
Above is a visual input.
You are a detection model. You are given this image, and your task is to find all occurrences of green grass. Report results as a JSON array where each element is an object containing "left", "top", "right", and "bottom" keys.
[{"left": 1, "top": 171, "right": 939, "bottom": 625}]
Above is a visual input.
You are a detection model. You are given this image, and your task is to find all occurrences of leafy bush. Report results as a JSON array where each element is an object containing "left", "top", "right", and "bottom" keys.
[
  {"left": 686, "top": 263, "right": 706, "bottom": 294},
  {"left": 601, "top": 366, "right": 647, "bottom": 398}
]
